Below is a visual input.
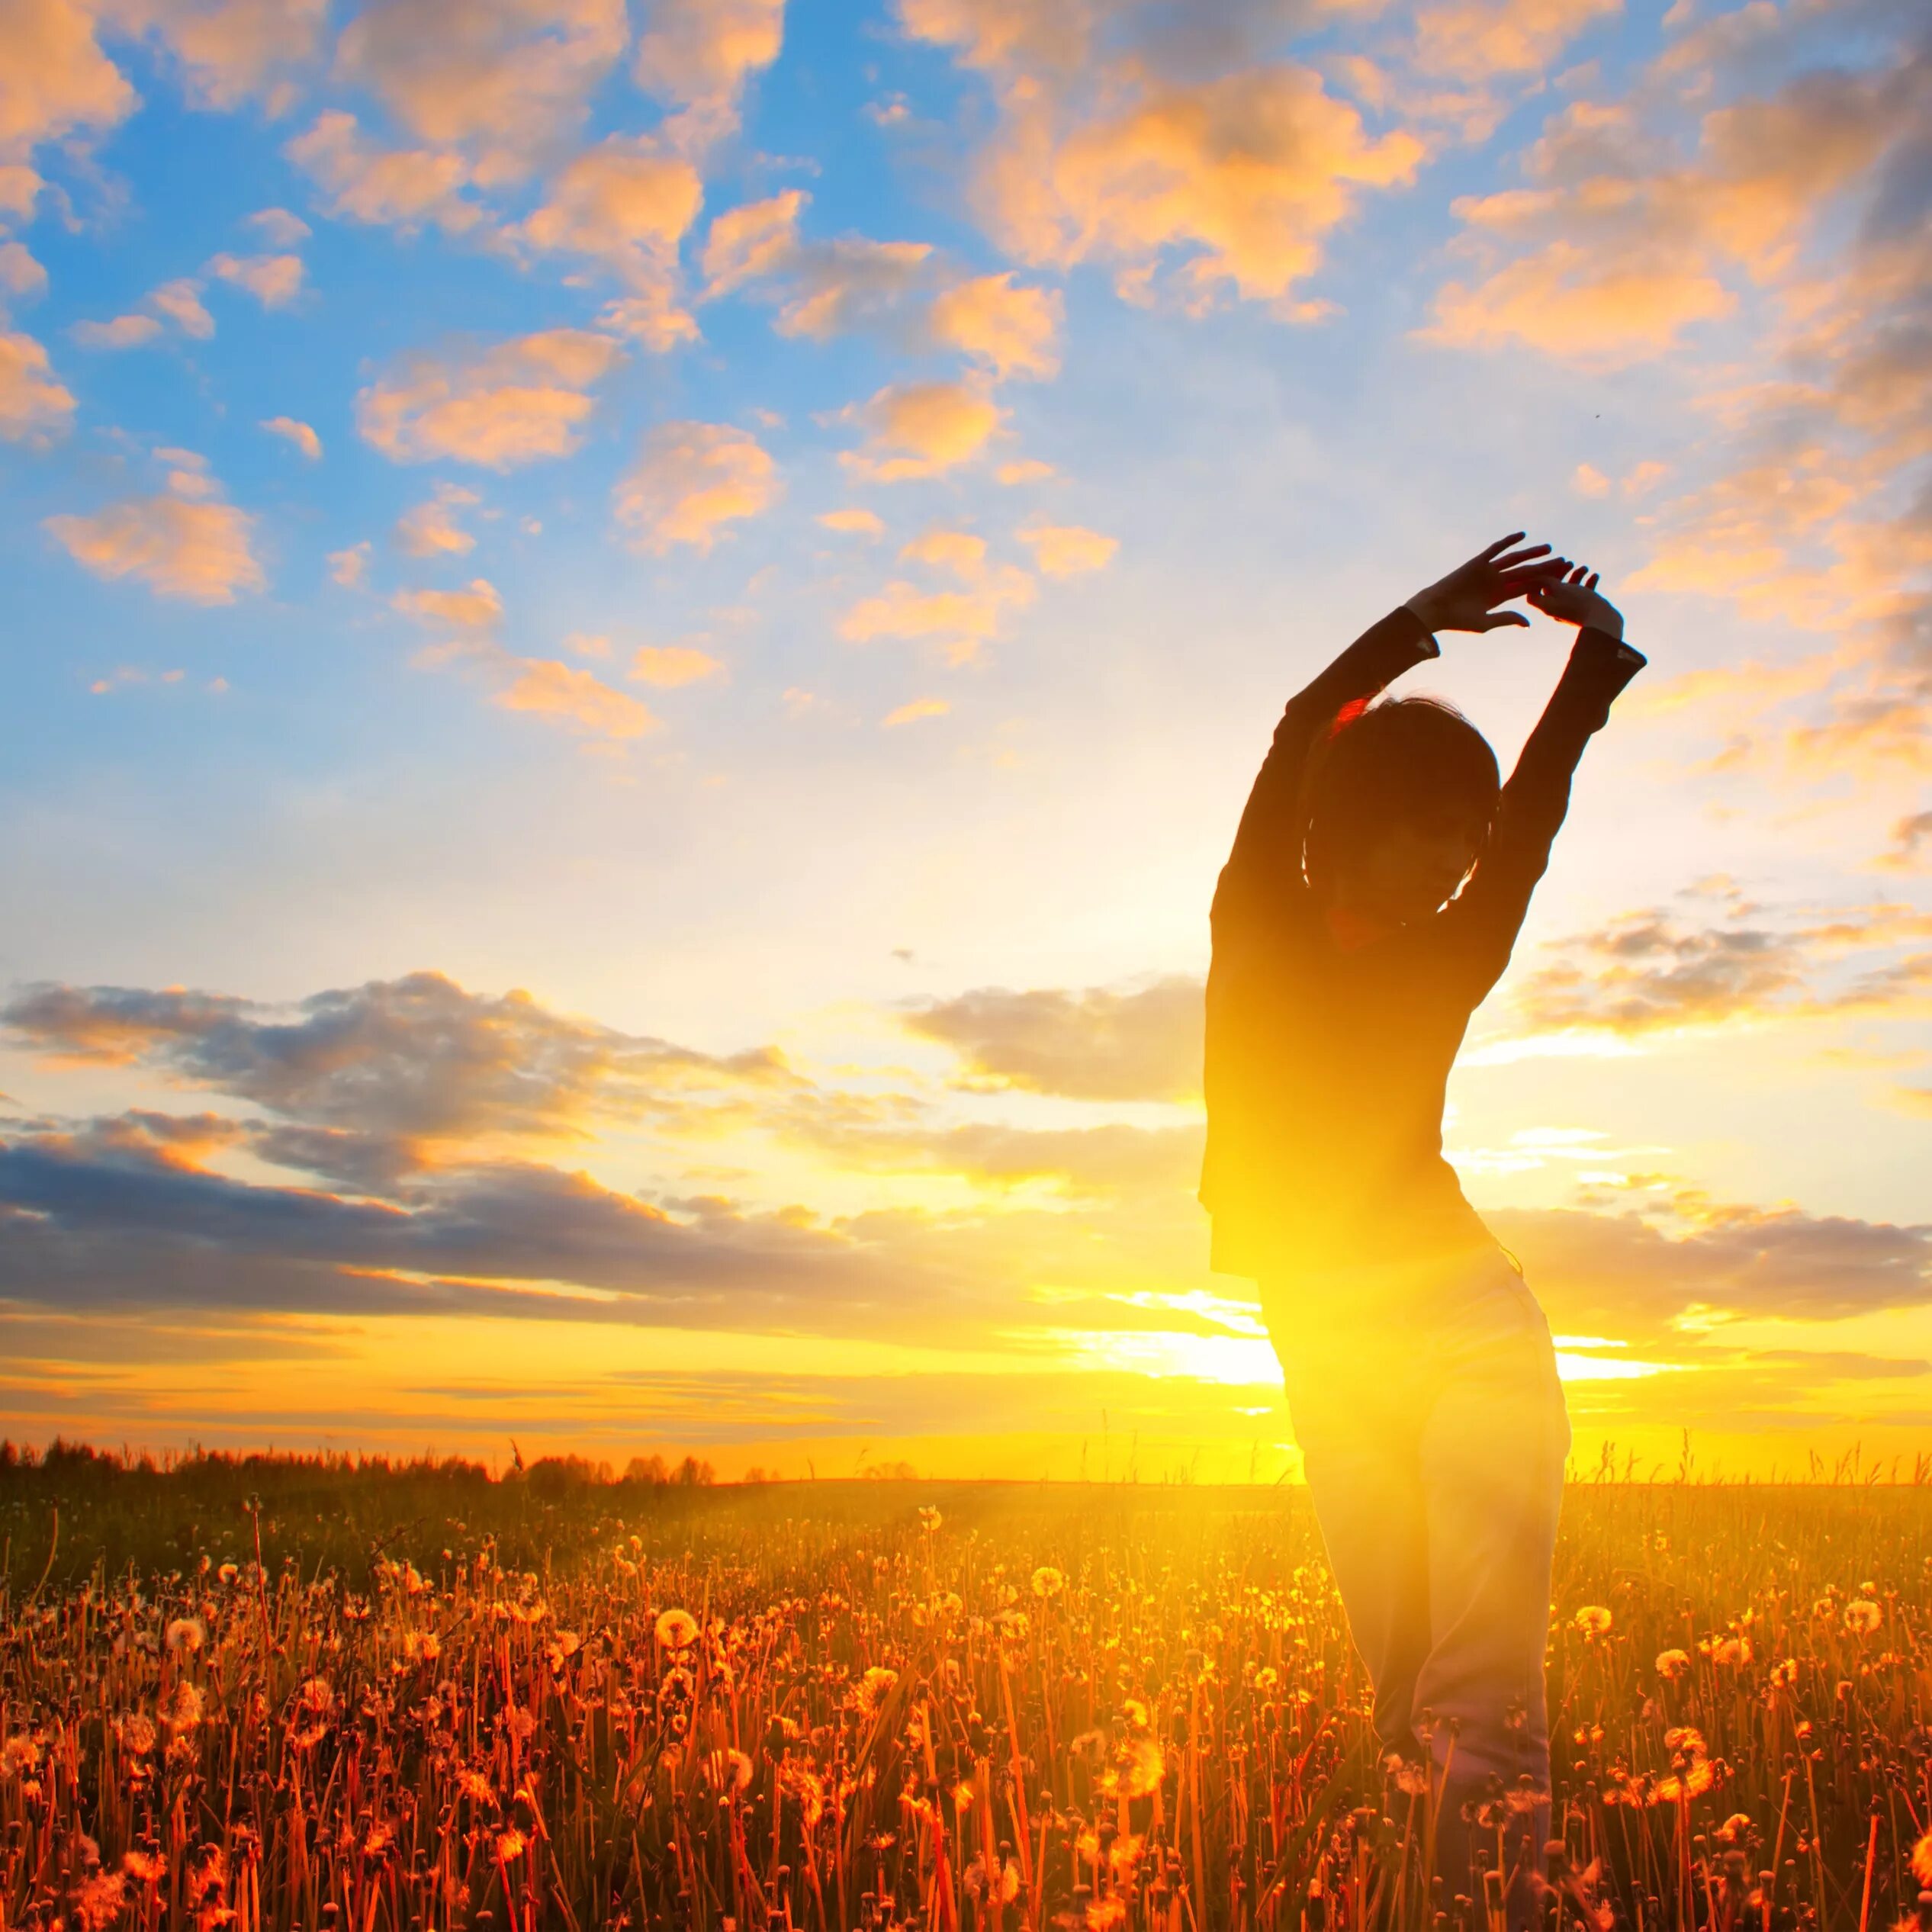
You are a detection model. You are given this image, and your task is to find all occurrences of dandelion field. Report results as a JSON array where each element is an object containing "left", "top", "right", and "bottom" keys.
[{"left": 5, "top": 1449, "right": 1932, "bottom": 1932}]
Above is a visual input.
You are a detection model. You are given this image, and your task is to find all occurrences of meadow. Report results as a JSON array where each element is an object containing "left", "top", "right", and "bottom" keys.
[{"left": 2, "top": 1445, "right": 1930, "bottom": 1932}]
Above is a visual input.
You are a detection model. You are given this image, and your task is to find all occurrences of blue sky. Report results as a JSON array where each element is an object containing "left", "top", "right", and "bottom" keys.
[{"left": 1, "top": 0, "right": 1927, "bottom": 1477}]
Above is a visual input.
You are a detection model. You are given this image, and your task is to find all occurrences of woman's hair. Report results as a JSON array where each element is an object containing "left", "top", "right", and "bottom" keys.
[{"left": 1300, "top": 695, "right": 1501, "bottom": 897}]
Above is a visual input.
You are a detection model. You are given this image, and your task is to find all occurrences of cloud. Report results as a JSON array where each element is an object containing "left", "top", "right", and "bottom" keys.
[
  {"left": 101, "top": 0, "right": 326, "bottom": 110},
  {"left": 206, "top": 249, "right": 304, "bottom": 307},
  {"left": 393, "top": 481, "right": 479, "bottom": 555},
  {"left": 0, "top": 971, "right": 793, "bottom": 1149},
  {"left": 635, "top": 0, "right": 783, "bottom": 108},
  {"left": 356, "top": 330, "right": 622, "bottom": 468},
  {"left": 612, "top": 420, "right": 780, "bottom": 554},
  {"left": 1412, "top": 0, "right": 1621, "bottom": 82},
  {"left": 0, "top": 330, "right": 75, "bottom": 443},
  {"left": 1503, "top": 890, "right": 1932, "bottom": 1040},
  {"left": 842, "top": 380, "right": 1002, "bottom": 482},
  {"left": 0, "top": 0, "right": 136, "bottom": 194},
  {"left": 699, "top": 188, "right": 937, "bottom": 340},
  {"left": 285, "top": 111, "right": 483, "bottom": 233},
  {"left": 260, "top": 414, "right": 321, "bottom": 459},
  {"left": 513, "top": 133, "right": 703, "bottom": 316},
  {"left": 0, "top": 238, "right": 46, "bottom": 297},
  {"left": 818, "top": 507, "right": 884, "bottom": 538},
  {"left": 699, "top": 188, "right": 804, "bottom": 296},
  {"left": 629, "top": 644, "right": 722, "bottom": 686},
  {"left": 147, "top": 278, "right": 214, "bottom": 337},
  {"left": 391, "top": 577, "right": 503, "bottom": 632},
  {"left": 495, "top": 657, "right": 658, "bottom": 739},
  {"left": 1881, "top": 811, "right": 1932, "bottom": 873},
  {"left": 334, "top": 0, "right": 627, "bottom": 172},
  {"left": 71, "top": 313, "right": 162, "bottom": 349},
  {"left": 837, "top": 568, "right": 1034, "bottom": 664},
  {"left": 246, "top": 206, "right": 310, "bottom": 246},
  {"left": 43, "top": 456, "right": 262, "bottom": 602},
  {"left": 901, "top": 976, "right": 1204, "bottom": 1101},
  {"left": 927, "top": 270, "right": 1061, "bottom": 379},
  {"left": 898, "top": 5, "right": 1423, "bottom": 311},
  {"left": 1017, "top": 522, "right": 1117, "bottom": 576},
  {"left": 328, "top": 541, "right": 371, "bottom": 588},
  {"left": 899, "top": 527, "right": 985, "bottom": 577},
  {"left": 882, "top": 696, "right": 950, "bottom": 727}
]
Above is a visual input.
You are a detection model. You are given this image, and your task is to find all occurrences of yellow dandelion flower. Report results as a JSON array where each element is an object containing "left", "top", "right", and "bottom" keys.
[
  {"left": 496, "top": 1829, "right": 526, "bottom": 1863},
  {"left": 857, "top": 1665, "right": 898, "bottom": 1719},
  {"left": 1031, "top": 1565, "right": 1065, "bottom": 1599},
  {"left": 1910, "top": 1828, "right": 1932, "bottom": 1889},
  {"left": 1573, "top": 1605, "right": 1613, "bottom": 1638},
  {"left": 1844, "top": 1599, "right": 1882, "bottom": 1635},
  {"left": 1654, "top": 1648, "right": 1691, "bottom": 1680}
]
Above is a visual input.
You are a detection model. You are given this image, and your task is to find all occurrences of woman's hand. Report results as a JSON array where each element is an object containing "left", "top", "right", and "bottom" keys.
[
  {"left": 1527, "top": 563, "right": 1625, "bottom": 638},
  {"left": 1405, "top": 534, "right": 1573, "bottom": 635}
]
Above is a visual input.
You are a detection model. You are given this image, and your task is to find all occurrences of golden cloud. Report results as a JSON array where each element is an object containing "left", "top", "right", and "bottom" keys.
[
  {"left": 699, "top": 188, "right": 804, "bottom": 297},
  {"left": 927, "top": 270, "right": 1061, "bottom": 379},
  {"left": 899, "top": 527, "right": 986, "bottom": 577},
  {"left": 629, "top": 644, "right": 722, "bottom": 687},
  {"left": 635, "top": 0, "right": 783, "bottom": 108},
  {"left": 393, "top": 482, "right": 478, "bottom": 556},
  {"left": 392, "top": 577, "right": 503, "bottom": 632},
  {"left": 101, "top": 0, "right": 324, "bottom": 108},
  {"left": 261, "top": 414, "right": 322, "bottom": 459},
  {"left": 1018, "top": 522, "right": 1116, "bottom": 577},
  {"left": 72, "top": 313, "right": 163, "bottom": 350},
  {"left": 0, "top": 0, "right": 135, "bottom": 176},
  {"left": 357, "top": 329, "right": 622, "bottom": 468},
  {"left": 496, "top": 657, "right": 658, "bottom": 739},
  {"left": 882, "top": 696, "right": 950, "bottom": 728},
  {"left": 0, "top": 238, "right": 45, "bottom": 296},
  {"left": 818, "top": 507, "right": 884, "bottom": 538},
  {"left": 902, "top": 976, "right": 1204, "bottom": 1102},
  {"left": 1412, "top": 0, "right": 1619, "bottom": 81},
  {"left": 842, "top": 379, "right": 1001, "bottom": 482},
  {"left": 838, "top": 568, "right": 1034, "bottom": 664},
  {"left": 44, "top": 459, "right": 263, "bottom": 603},
  {"left": 2, "top": 332, "right": 75, "bottom": 444},
  {"left": 613, "top": 420, "right": 780, "bottom": 554},
  {"left": 285, "top": 111, "right": 483, "bottom": 233},
  {"left": 515, "top": 134, "right": 703, "bottom": 309},
  {"left": 148, "top": 278, "right": 214, "bottom": 337},
  {"left": 207, "top": 249, "right": 304, "bottom": 307},
  {"left": 336, "top": 0, "right": 626, "bottom": 171}
]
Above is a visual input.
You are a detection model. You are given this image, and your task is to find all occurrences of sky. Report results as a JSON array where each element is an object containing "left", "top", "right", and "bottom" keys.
[{"left": 0, "top": 0, "right": 1927, "bottom": 1482}]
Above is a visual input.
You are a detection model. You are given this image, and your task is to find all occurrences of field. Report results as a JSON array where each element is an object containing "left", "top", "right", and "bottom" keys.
[{"left": 3, "top": 1449, "right": 1931, "bottom": 1932}]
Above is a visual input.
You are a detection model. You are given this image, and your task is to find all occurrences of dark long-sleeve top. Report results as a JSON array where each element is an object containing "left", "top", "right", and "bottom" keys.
[{"left": 1198, "top": 605, "right": 1645, "bottom": 1303}]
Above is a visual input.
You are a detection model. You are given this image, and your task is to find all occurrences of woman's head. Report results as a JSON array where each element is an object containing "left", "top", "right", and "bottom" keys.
[{"left": 1303, "top": 696, "right": 1500, "bottom": 925}]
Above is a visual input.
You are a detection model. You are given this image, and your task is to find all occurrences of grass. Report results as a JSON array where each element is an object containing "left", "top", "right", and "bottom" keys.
[{"left": 3, "top": 1446, "right": 1931, "bottom": 1930}]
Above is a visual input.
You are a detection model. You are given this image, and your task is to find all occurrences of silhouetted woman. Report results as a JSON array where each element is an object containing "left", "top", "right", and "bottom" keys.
[{"left": 1199, "top": 536, "right": 1645, "bottom": 1929}]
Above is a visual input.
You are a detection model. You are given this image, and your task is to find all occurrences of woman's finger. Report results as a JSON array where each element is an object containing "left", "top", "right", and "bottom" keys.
[{"left": 1480, "top": 532, "right": 1529, "bottom": 561}]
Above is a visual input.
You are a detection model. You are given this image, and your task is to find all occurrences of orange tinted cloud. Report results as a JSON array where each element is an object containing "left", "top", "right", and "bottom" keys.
[
  {"left": 818, "top": 507, "right": 884, "bottom": 538},
  {"left": 336, "top": 0, "right": 626, "bottom": 171},
  {"left": 104, "top": 0, "right": 326, "bottom": 109},
  {"left": 927, "top": 270, "right": 1061, "bottom": 379},
  {"left": 839, "top": 568, "right": 1034, "bottom": 663},
  {"left": 699, "top": 189, "right": 804, "bottom": 296},
  {"left": 496, "top": 657, "right": 658, "bottom": 739},
  {"left": 899, "top": 527, "right": 985, "bottom": 577},
  {"left": 285, "top": 111, "right": 483, "bottom": 233},
  {"left": 148, "top": 278, "right": 214, "bottom": 337},
  {"left": 843, "top": 379, "right": 1001, "bottom": 482},
  {"left": 902, "top": 3, "right": 1422, "bottom": 311},
  {"left": 0, "top": 0, "right": 135, "bottom": 185},
  {"left": 635, "top": 0, "right": 783, "bottom": 111},
  {"left": 1413, "top": 0, "right": 1620, "bottom": 80},
  {"left": 1018, "top": 522, "right": 1115, "bottom": 577},
  {"left": 612, "top": 420, "right": 780, "bottom": 553},
  {"left": 207, "top": 249, "right": 304, "bottom": 307},
  {"left": 72, "top": 313, "right": 162, "bottom": 349},
  {"left": 902, "top": 976, "right": 1204, "bottom": 1101},
  {"left": 515, "top": 134, "right": 703, "bottom": 314},
  {"left": 44, "top": 458, "right": 262, "bottom": 603},
  {"left": 357, "top": 330, "right": 622, "bottom": 468},
  {"left": 882, "top": 696, "right": 950, "bottom": 727},
  {"left": 629, "top": 644, "right": 722, "bottom": 687},
  {"left": 261, "top": 414, "right": 322, "bottom": 458},
  {"left": 392, "top": 577, "right": 503, "bottom": 632},
  {"left": 2, "top": 331, "right": 75, "bottom": 443},
  {"left": 393, "top": 482, "right": 477, "bottom": 556}
]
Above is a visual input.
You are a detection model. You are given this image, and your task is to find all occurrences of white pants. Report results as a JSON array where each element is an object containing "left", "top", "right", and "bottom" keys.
[{"left": 1264, "top": 1249, "right": 1570, "bottom": 1925}]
